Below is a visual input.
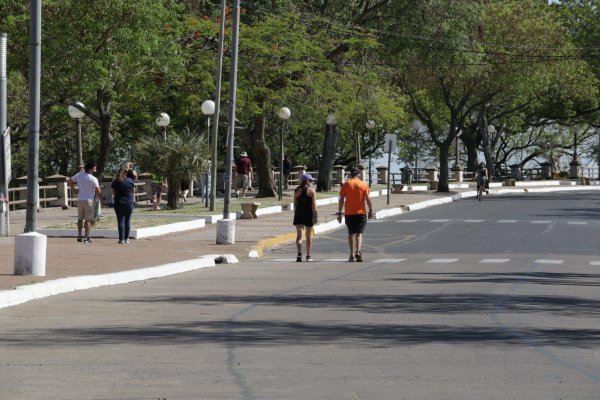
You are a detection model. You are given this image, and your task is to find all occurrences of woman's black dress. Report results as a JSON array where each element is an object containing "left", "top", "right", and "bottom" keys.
[{"left": 293, "top": 187, "right": 315, "bottom": 227}]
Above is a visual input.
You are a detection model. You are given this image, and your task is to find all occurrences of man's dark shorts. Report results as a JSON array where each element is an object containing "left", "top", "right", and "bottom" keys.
[{"left": 345, "top": 214, "right": 367, "bottom": 234}]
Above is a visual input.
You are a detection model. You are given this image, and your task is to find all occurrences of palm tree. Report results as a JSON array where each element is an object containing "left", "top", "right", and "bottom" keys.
[{"left": 134, "top": 130, "right": 209, "bottom": 209}]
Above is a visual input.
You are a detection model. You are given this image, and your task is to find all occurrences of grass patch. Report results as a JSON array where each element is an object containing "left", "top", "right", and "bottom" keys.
[
  {"left": 46, "top": 215, "right": 191, "bottom": 230},
  {"left": 137, "top": 190, "right": 343, "bottom": 215}
]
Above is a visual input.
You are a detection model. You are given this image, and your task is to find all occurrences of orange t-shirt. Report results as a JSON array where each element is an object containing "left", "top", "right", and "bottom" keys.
[{"left": 339, "top": 178, "right": 369, "bottom": 215}]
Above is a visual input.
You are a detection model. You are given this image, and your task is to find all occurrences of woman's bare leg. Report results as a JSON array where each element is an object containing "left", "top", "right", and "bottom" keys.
[
  {"left": 295, "top": 225, "right": 304, "bottom": 254},
  {"left": 305, "top": 227, "right": 313, "bottom": 257}
]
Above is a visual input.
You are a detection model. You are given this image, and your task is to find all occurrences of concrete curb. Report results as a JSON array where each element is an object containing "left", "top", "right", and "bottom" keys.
[
  {"left": 39, "top": 218, "right": 206, "bottom": 240},
  {"left": 0, "top": 254, "right": 238, "bottom": 310},
  {"left": 5, "top": 184, "right": 600, "bottom": 310}
]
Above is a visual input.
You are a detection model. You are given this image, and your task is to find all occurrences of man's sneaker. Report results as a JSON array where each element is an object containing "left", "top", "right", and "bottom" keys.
[
  {"left": 77, "top": 236, "right": 83, "bottom": 243},
  {"left": 83, "top": 238, "right": 91, "bottom": 244},
  {"left": 306, "top": 255, "right": 313, "bottom": 262},
  {"left": 118, "top": 240, "right": 124, "bottom": 244},
  {"left": 348, "top": 255, "right": 355, "bottom": 262},
  {"left": 355, "top": 252, "right": 363, "bottom": 262},
  {"left": 124, "top": 239, "right": 130, "bottom": 244},
  {"left": 296, "top": 253, "right": 302, "bottom": 262}
]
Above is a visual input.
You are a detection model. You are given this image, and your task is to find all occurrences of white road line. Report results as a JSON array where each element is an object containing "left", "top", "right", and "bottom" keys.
[
  {"left": 567, "top": 221, "right": 587, "bottom": 225},
  {"left": 497, "top": 220, "right": 518, "bottom": 223},
  {"left": 374, "top": 259, "right": 406, "bottom": 263},
  {"left": 430, "top": 219, "right": 453, "bottom": 223},
  {"left": 479, "top": 259, "right": 511, "bottom": 264},
  {"left": 531, "top": 220, "right": 552, "bottom": 224},
  {"left": 464, "top": 219, "right": 485, "bottom": 223},
  {"left": 534, "top": 259, "right": 564, "bottom": 264},
  {"left": 324, "top": 258, "right": 352, "bottom": 262},
  {"left": 396, "top": 219, "right": 420, "bottom": 223},
  {"left": 427, "top": 258, "right": 459, "bottom": 263},
  {"left": 272, "top": 259, "right": 297, "bottom": 262},
  {"left": 590, "top": 261, "right": 600, "bottom": 266}
]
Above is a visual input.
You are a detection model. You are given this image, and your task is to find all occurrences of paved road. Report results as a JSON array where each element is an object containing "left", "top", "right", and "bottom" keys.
[{"left": 1, "top": 191, "right": 599, "bottom": 399}]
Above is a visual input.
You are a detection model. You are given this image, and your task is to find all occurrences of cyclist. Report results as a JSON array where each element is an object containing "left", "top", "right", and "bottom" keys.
[{"left": 475, "top": 162, "right": 489, "bottom": 201}]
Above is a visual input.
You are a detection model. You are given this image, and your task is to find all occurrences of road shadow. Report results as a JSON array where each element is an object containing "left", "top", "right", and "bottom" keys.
[{"left": 3, "top": 291, "right": 599, "bottom": 349}]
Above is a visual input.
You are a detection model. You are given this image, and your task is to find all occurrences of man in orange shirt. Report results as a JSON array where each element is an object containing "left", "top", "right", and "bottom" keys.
[{"left": 337, "top": 167, "right": 374, "bottom": 262}]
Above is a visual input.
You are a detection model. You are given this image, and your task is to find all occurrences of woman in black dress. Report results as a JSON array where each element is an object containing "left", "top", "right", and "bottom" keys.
[{"left": 293, "top": 173, "right": 318, "bottom": 262}]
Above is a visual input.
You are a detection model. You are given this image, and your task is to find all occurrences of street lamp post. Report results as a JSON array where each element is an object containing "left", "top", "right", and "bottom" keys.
[
  {"left": 68, "top": 102, "right": 85, "bottom": 171},
  {"left": 155, "top": 112, "right": 170, "bottom": 139},
  {"left": 201, "top": 100, "right": 215, "bottom": 208},
  {"left": 278, "top": 107, "right": 291, "bottom": 201},
  {"left": 454, "top": 131, "right": 462, "bottom": 167},
  {"left": 365, "top": 120, "right": 375, "bottom": 186}
]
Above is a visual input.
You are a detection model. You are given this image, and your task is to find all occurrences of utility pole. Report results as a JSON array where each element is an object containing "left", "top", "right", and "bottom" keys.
[
  {"left": 14, "top": 0, "right": 46, "bottom": 277},
  {"left": 0, "top": 33, "right": 8, "bottom": 236},
  {"left": 216, "top": 0, "right": 241, "bottom": 244},
  {"left": 209, "top": 0, "right": 227, "bottom": 212},
  {"left": 25, "top": 0, "right": 41, "bottom": 232}
]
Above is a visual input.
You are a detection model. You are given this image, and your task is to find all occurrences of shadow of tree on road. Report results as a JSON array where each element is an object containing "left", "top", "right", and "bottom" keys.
[{"left": 3, "top": 289, "right": 599, "bottom": 349}]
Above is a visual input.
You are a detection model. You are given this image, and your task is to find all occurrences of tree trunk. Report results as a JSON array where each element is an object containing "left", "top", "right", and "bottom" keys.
[
  {"left": 317, "top": 123, "right": 338, "bottom": 192},
  {"left": 251, "top": 113, "right": 277, "bottom": 197},
  {"left": 166, "top": 177, "right": 179, "bottom": 209},
  {"left": 437, "top": 144, "right": 450, "bottom": 192},
  {"left": 97, "top": 114, "right": 111, "bottom": 176},
  {"left": 479, "top": 111, "right": 495, "bottom": 179},
  {"left": 95, "top": 89, "right": 112, "bottom": 176},
  {"left": 462, "top": 131, "right": 479, "bottom": 172}
]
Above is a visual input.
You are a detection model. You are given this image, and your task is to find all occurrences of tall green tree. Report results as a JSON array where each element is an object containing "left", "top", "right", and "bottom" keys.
[{"left": 40, "top": 0, "right": 185, "bottom": 175}]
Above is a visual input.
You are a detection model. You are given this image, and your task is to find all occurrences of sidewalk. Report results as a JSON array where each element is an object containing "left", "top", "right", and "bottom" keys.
[
  {"left": 2, "top": 181, "right": 598, "bottom": 302},
  {"left": 0, "top": 189, "right": 443, "bottom": 292}
]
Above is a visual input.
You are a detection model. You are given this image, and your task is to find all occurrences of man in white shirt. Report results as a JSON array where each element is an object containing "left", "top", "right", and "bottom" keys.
[{"left": 69, "top": 161, "right": 102, "bottom": 243}]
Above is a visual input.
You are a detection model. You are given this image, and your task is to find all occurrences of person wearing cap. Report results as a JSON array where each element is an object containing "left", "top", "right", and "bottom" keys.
[
  {"left": 337, "top": 167, "right": 373, "bottom": 262},
  {"left": 293, "top": 173, "right": 318, "bottom": 262},
  {"left": 234, "top": 152, "right": 253, "bottom": 198}
]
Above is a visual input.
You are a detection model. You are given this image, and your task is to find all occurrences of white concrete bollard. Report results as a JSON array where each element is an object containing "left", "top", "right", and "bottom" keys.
[
  {"left": 14, "top": 232, "right": 47, "bottom": 276},
  {"left": 216, "top": 219, "right": 235, "bottom": 244}
]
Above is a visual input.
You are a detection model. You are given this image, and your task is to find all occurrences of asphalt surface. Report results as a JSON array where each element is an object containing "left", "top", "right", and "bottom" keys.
[
  {"left": 1, "top": 189, "right": 599, "bottom": 399},
  {"left": 0, "top": 189, "right": 438, "bottom": 291}
]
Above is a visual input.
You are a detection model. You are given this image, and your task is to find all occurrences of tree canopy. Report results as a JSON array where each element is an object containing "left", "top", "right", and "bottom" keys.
[{"left": 1, "top": 0, "right": 598, "bottom": 193}]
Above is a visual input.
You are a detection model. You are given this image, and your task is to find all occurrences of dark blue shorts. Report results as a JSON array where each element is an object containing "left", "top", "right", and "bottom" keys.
[{"left": 345, "top": 214, "right": 367, "bottom": 234}]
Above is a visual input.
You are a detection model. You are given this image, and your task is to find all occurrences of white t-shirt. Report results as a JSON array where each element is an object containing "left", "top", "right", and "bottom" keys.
[{"left": 71, "top": 171, "right": 100, "bottom": 201}]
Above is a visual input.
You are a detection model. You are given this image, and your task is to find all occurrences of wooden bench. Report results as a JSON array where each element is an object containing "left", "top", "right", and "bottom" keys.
[{"left": 240, "top": 202, "right": 260, "bottom": 219}]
